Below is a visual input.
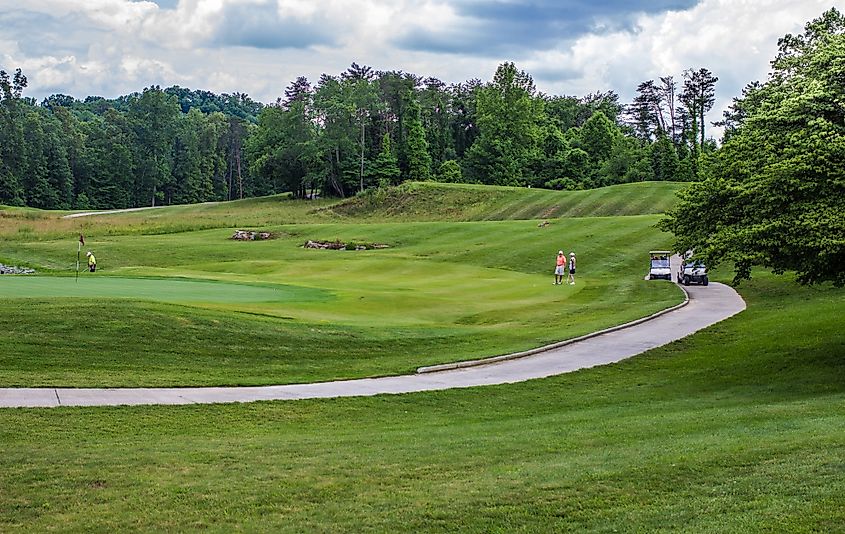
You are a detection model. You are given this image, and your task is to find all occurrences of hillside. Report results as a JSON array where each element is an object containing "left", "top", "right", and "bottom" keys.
[
  {"left": 325, "top": 181, "right": 686, "bottom": 221},
  {"left": 1, "top": 181, "right": 685, "bottom": 241}
]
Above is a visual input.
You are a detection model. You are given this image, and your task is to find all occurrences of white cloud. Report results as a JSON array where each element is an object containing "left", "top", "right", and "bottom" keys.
[
  {"left": 523, "top": 0, "right": 834, "bottom": 137},
  {"left": 0, "top": 0, "right": 836, "bottom": 136}
]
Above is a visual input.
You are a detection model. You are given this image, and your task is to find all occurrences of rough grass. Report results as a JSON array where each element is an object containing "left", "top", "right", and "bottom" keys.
[{"left": 0, "top": 275, "right": 842, "bottom": 532}]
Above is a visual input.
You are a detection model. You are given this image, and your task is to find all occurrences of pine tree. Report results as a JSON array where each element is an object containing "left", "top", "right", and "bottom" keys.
[
  {"left": 404, "top": 93, "right": 431, "bottom": 181},
  {"left": 369, "top": 133, "right": 401, "bottom": 186}
]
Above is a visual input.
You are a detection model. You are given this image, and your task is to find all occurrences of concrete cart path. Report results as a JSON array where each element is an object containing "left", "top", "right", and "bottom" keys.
[
  {"left": 63, "top": 201, "right": 223, "bottom": 219},
  {"left": 0, "top": 271, "right": 745, "bottom": 408},
  {"left": 62, "top": 206, "right": 167, "bottom": 218}
]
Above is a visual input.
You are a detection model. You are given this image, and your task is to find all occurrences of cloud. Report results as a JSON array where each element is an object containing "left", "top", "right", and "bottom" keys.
[
  {"left": 210, "top": 2, "right": 336, "bottom": 49},
  {"left": 0, "top": 0, "right": 836, "bottom": 138},
  {"left": 395, "top": 0, "right": 699, "bottom": 55},
  {"left": 520, "top": 0, "right": 834, "bottom": 137}
]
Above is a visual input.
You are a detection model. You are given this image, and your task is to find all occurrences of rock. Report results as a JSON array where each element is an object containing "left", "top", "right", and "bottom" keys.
[
  {"left": 303, "top": 240, "right": 389, "bottom": 251},
  {"left": 0, "top": 263, "right": 35, "bottom": 275},
  {"left": 232, "top": 230, "right": 275, "bottom": 241}
]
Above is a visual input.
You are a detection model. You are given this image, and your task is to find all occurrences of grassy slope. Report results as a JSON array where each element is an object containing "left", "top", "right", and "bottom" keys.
[
  {"left": 0, "top": 276, "right": 842, "bottom": 532},
  {"left": 0, "top": 182, "right": 685, "bottom": 386},
  {"left": 0, "top": 181, "right": 684, "bottom": 243},
  {"left": 0, "top": 216, "right": 680, "bottom": 386},
  {"left": 327, "top": 181, "right": 685, "bottom": 221}
]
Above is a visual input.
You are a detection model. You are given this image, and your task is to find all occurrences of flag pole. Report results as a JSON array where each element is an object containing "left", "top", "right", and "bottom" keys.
[{"left": 77, "top": 234, "right": 83, "bottom": 282}]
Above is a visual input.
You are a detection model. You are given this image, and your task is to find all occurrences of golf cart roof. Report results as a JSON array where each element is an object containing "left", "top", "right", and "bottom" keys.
[{"left": 649, "top": 250, "right": 671, "bottom": 255}]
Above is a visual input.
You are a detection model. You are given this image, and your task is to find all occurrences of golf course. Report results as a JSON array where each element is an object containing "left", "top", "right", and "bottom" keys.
[{"left": 1, "top": 182, "right": 843, "bottom": 531}]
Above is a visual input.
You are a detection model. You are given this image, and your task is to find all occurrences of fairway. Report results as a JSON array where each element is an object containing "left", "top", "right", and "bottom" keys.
[
  {"left": 0, "top": 192, "right": 686, "bottom": 387},
  {"left": 0, "top": 276, "right": 329, "bottom": 304},
  {"left": 1, "top": 183, "right": 843, "bottom": 532}
]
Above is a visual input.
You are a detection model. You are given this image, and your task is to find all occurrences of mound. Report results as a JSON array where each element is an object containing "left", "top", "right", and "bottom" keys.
[{"left": 325, "top": 181, "right": 686, "bottom": 221}]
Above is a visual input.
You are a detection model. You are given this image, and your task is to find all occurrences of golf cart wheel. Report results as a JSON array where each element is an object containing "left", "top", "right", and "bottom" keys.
[
  {"left": 702, "top": 276, "right": 709, "bottom": 286},
  {"left": 683, "top": 275, "right": 691, "bottom": 286}
]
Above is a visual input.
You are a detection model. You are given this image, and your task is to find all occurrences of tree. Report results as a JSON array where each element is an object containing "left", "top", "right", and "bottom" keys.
[
  {"left": 404, "top": 92, "right": 431, "bottom": 181},
  {"left": 679, "top": 67, "right": 718, "bottom": 175},
  {"left": 0, "top": 68, "right": 27, "bottom": 205},
  {"left": 649, "top": 134, "right": 680, "bottom": 181},
  {"left": 465, "top": 62, "right": 542, "bottom": 185},
  {"left": 627, "top": 80, "right": 664, "bottom": 140},
  {"left": 128, "top": 86, "right": 180, "bottom": 206},
  {"left": 436, "top": 159, "right": 462, "bottom": 182},
  {"left": 661, "top": 8, "right": 845, "bottom": 286},
  {"left": 575, "top": 110, "right": 619, "bottom": 186},
  {"left": 368, "top": 133, "right": 400, "bottom": 186},
  {"left": 659, "top": 76, "right": 679, "bottom": 143}
]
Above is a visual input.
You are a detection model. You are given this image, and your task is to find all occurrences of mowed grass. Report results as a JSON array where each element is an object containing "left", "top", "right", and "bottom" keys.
[
  {"left": 0, "top": 181, "right": 684, "bottom": 242},
  {"left": 0, "top": 275, "right": 842, "bottom": 532},
  {"left": 0, "top": 215, "right": 680, "bottom": 386},
  {"left": 327, "top": 180, "right": 686, "bottom": 221}
]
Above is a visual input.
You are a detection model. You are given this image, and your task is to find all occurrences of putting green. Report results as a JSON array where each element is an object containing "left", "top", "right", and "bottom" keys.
[{"left": 0, "top": 276, "right": 330, "bottom": 305}]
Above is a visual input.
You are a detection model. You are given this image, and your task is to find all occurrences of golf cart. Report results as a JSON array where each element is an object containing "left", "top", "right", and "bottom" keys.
[
  {"left": 648, "top": 251, "right": 672, "bottom": 280},
  {"left": 677, "top": 254, "right": 709, "bottom": 286}
]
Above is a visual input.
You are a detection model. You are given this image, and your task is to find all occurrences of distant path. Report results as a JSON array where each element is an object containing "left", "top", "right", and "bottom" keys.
[
  {"left": 0, "top": 257, "right": 746, "bottom": 408},
  {"left": 63, "top": 206, "right": 167, "bottom": 218},
  {"left": 62, "top": 201, "right": 224, "bottom": 219}
]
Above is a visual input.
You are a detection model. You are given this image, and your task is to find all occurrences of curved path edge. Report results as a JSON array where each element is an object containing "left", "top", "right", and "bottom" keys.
[
  {"left": 0, "top": 276, "right": 745, "bottom": 409},
  {"left": 418, "top": 287, "right": 691, "bottom": 373}
]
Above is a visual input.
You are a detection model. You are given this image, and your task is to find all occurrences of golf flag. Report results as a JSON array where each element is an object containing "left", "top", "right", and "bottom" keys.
[{"left": 76, "top": 234, "right": 83, "bottom": 282}]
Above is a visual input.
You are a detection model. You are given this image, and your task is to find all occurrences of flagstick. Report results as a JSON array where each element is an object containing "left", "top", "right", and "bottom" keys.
[{"left": 76, "top": 240, "right": 80, "bottom": 283}]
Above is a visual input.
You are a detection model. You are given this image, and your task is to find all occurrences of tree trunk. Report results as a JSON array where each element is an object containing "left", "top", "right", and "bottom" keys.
[
  {"left": 359, "top": 121, "right": 365, "bottom": 193},
  {"left": 236, "top": 147, "right": 243, "bottom": 199}
]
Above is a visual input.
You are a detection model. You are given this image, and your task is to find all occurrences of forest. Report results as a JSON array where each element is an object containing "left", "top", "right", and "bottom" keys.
[{"left": 0, "top": 61, "right": 718, "bottom": 209}]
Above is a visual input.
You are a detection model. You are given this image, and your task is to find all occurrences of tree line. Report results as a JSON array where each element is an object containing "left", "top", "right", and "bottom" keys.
[
  {"left": 662, "top": 8, "right": 844, "bottom": 286},
  {"left": 1, "top": 61, "right": 719, "bottom": 210}
]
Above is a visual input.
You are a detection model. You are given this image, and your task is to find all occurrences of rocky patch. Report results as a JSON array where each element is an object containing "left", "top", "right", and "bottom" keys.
[
  {"left": 0, "top": 264, "right": 35, "bottom": 274},
  {"left": 231, "top": 230, "right": 275, "bottom": 241},
  {"left": 304, "top": 240, "right": 390, "bottom": 251}
]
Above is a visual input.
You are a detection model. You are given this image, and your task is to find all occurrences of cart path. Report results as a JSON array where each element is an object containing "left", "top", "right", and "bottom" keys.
[
  {"left": 62, "top": 206, "right": 167, "bottom": 218},
  {"left": 0, "top": 265, "right": 745, "bottom": 408},
  {"left": 63, "top": 201, "right": 222, "bottom": 219}
]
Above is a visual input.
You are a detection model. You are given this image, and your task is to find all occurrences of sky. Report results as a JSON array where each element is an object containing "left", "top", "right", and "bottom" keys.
[{"left": 0, "top": 0, "right": 836, "bottom": 138}]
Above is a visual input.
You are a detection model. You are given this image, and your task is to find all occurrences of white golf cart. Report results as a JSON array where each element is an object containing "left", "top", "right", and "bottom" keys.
[
  {"left": 648, "top": 251, "right": 672, "bottom": 280},
  {"left": 677, "top": 253, "right": 709, "bottom": 286}
]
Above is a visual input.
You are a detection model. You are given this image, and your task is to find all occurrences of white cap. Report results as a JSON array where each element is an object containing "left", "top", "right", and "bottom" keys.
[
  {"left": 570, "top": 252, "right": 575, "bottom": 256},
  {"left": 86, "top": 251, "right": 92, "bottom": 256},
  {"left": 558, "top": 250, "right": 563, "bottom": 255}
]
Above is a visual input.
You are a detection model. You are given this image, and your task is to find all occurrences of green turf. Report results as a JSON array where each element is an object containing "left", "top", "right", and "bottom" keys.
[
  {"left": 0, "top": 276, "right": 329, "bottom": 304},
  {"left": 1, "top": 183, "right": 687, "bottom": 387},
  {"left": 0, "top": 275, "right": 842, "bottom": 532},
  {"left": 0, "top": 215, "right": 681, "bottom": 387},
  {"left": 0, "top": 181, "right": 685, "bottom": 242},
  {"left": 327, "top": 180, "right": 686, "bottom": 221}
]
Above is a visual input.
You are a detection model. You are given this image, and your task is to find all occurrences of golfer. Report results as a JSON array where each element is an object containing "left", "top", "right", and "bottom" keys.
[
  {"left": 568, "top": 252, "right": 576, "bottom": 285},
  {"left": 554, "top": 250, "right": 566, "bottom": 285},
  {"left": 86, "top": 251, "right": 96, "bottom": 272}
]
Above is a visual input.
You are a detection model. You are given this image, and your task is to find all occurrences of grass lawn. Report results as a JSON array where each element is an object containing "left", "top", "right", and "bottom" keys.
[
  {"left": 0, "top": 212, "right": 681, "bottom": 386},
  {"left": 0, "top": 275, "right": 842, "bottom": 532}
]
